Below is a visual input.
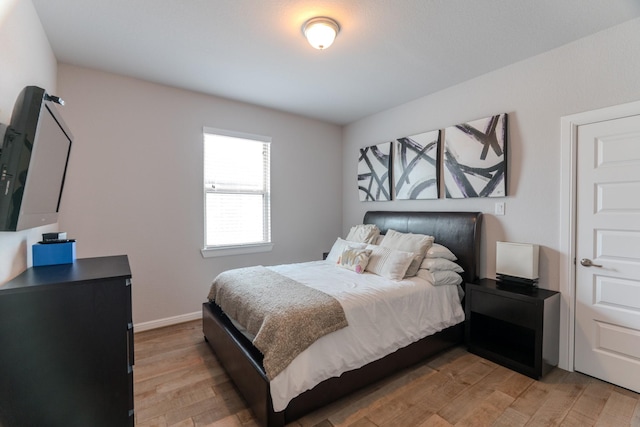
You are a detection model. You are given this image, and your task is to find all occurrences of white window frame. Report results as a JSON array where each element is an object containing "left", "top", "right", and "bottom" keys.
[{"left": 201, "top": 127, "right": 273, "bottom": 258}]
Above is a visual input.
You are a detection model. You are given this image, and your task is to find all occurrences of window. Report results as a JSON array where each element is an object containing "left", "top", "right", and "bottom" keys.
[{"left": 202, "top": 128, "right": 272, "bottom": 257}]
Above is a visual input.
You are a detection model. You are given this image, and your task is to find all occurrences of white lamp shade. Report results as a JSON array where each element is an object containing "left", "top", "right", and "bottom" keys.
[
  {"left": 303, "top": 17, "right": 339, "bottom": 50},
  {"left": 496, "top": 241, "right": 539, "bottom": 280}
]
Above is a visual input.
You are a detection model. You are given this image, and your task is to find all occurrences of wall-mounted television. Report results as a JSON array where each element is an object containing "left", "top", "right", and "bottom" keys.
[{"left": 0, "top": 86, "right": 73, "bottom": 231}]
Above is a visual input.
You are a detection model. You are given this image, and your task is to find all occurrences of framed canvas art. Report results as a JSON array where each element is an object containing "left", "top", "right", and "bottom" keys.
[
  {"left": 443, "top": 114, "right": 507, "bottom": 198},
  {"left": 393, "top": 130, "right": 440, "bottom": 200},
  {"left": 358, "top": 142, "right": 392, "bottom": 201}
]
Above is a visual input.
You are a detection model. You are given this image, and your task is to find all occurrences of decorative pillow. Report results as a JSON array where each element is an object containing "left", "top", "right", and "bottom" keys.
[
  {"left": 326, "top": 238, "right": 367, "bottom": 263},
  {"left": 345, "top": 224, "right": 380, "bottom": 244},
  {"left": 365, "top": 245, "right": 416, "bottom": 281},
  {"left": 416, "top": 269, "right": 463, "bottom": 286},
  {"left": 337, "top": 248, "right": 372, "bottom": 274},
  {"left": 419, "top": 257, "right": 464, "bottom": 273},
  {"left": 379, "top": 229, "right": 434, "bottom": 277},
  {"left": 426, "top": 243, "right": 457, "bottom": 261}
]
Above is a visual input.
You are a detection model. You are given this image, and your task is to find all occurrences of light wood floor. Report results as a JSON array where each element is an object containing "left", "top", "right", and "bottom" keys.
[{"left": 134, "top": 320, "right": 640, "bottom": 427}]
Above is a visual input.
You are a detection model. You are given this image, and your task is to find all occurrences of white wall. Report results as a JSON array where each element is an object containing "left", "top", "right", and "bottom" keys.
[
  {"left": 56, "top": 65, "right": 343, "bottom": 326},
  {"left": 0, "top": 0, "right": 59, "bottom": 284},
  {"left": 343, "top": 17, "right": 640, "bottom": 367}
]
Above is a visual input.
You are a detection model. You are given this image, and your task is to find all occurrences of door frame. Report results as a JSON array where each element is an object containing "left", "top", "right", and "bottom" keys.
[{"left": 559, "top": 99, "right": 640, "bottom": 372}]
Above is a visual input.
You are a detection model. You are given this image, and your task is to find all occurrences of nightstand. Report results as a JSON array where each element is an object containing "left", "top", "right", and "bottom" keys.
[{"left": 465, "top": 278, "right": 560, "bottom": 379}]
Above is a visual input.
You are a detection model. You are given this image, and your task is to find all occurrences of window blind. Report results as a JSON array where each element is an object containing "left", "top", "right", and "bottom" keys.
[{"left": 203, "top": 130, "right": 271, "bottom": 248}]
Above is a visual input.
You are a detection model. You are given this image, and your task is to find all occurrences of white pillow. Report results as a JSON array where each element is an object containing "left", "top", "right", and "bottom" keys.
[
  {"left": 419, "top": 257, "right": 464, "bottom": 273},
  {"left": 416, "top": 269, "right": 463, "bottom": 286},
  {"left": 365, "top": 245, "right": 416, "bottom": 281},
  {"left": 326, "top": 238, "right": 367, "bottom": 263},
  {"left": 380, "top": 229, "right": 434, "bottom": 277},
  {"left": 345, "top": 224, "right": 380, "bottom": 244},
  {"left": 337, "top": 248, "right": 372, "bottom": 274},
  {"left": 426, "top": 243, "right": 457, "bottom": 261}
]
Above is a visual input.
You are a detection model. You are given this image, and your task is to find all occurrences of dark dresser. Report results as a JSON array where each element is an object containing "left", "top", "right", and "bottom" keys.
[{"left": 0, "top": 255, "right": 134, "bottom": 426}]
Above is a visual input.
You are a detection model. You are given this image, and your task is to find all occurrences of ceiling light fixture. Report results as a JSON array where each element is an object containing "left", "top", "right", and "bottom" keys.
[{"left": 302, "top": 17, "right": 340, "bottom": 50}]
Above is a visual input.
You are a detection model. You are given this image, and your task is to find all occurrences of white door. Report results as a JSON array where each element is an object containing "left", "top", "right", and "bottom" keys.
[{"left": 574, "top": 114, "right": 640, "bottom": 392}]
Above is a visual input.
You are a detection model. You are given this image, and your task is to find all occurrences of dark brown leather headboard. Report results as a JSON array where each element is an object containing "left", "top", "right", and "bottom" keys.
[{"left": 363, "top": 211, "right": 482, "bottom": 283}]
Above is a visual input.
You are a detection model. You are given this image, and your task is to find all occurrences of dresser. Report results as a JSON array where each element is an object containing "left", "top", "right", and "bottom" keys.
[{"left": 0, "top": 255, "right": 134, "bottom": 427}]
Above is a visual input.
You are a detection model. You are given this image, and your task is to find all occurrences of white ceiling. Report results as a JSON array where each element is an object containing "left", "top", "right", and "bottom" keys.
[{"left": 32, "top": 0, "right": 640, "bottom": 125}]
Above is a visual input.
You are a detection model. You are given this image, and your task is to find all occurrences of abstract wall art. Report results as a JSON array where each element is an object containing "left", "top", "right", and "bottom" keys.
[
  {"left": 443, "top": 113, "right": 507, "bottom": 198},
  {"left": 393, "top": 130, "right": 440, "bottom": 200},
  {"left": 358, "top": 142, "right": 392, "bottom": 201}
]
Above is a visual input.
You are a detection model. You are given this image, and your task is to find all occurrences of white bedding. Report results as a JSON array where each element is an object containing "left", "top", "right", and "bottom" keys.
[{"left": 251, "top": 260, "right": 466, "bottom": 412}]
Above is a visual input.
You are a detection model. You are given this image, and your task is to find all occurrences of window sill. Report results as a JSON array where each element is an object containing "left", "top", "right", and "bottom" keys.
[{"left": 201, "top": 243, "right": 274, "bottom": 258}]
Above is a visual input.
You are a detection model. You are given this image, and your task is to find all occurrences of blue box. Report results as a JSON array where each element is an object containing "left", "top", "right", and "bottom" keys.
[{"left": 32, "top": 242, "right": 76, "bottom": 267}]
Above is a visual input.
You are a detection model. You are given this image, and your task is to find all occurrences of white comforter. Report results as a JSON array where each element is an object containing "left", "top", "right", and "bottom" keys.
[{"left": 260, "top": 260, "right": 465, "bottom": 412}]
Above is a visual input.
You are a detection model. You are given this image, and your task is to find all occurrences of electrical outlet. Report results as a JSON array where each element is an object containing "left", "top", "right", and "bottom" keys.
[{"left": 495, "top": 202, "right": 505, "bottom": 216}]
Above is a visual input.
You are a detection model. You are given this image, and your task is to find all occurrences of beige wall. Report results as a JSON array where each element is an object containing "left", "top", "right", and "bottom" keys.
[
  {"left": 0, "top": 0, "right": 59, "bottom": 284},
  {"left": 1, "top": 0, "right": 342, "bottom": 326},
  {"left": 344, "top": 16, "right": 640, "bottom": 287},
  {"left": 4, "top": 0, "right": 640, "bottom": 335},
  {"left": 56, "top": 65, "right": 343, "bottom": 325},
  {"left": 342, "top": 17, "right": 640, "bottom": 368}
]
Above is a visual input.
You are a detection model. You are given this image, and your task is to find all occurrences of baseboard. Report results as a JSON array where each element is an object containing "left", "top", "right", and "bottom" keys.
[{"left": 134, "top": 311, "right": 202, "bottom": 333}]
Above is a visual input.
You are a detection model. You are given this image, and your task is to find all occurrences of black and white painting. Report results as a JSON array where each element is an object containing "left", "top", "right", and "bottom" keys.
[
  {"left": 393, "top": 130, "right": 440, "bottom": 200},
  {"left": 443, "top": 114, "right": 507, "bottom": 198},
  {"left": 358, "top": 142, "right": 392, "bottom": 201}
]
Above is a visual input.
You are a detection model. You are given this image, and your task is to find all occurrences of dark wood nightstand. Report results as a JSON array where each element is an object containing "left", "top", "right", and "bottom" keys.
[{"left": 465, "top": 278, "right": 560, "bottom": 379}]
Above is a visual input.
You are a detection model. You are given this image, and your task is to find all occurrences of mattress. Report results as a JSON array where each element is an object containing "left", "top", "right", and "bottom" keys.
[{"left": 223, "top": 260, "right": 465, "bottom": 412}]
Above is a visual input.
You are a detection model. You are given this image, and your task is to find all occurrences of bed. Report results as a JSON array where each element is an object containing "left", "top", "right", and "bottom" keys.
[{"left": 202, "top": 210, "right": 482, "bottom": 427}]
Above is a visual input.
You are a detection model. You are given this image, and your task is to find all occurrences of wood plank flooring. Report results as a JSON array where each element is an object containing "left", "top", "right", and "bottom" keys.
[{"left": 134, "top": 320, "right": 640, "bottom": 427}]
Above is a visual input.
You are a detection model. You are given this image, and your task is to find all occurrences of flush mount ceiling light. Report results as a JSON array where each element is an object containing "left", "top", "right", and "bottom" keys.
[{"left": 302, "top": 17, "right": 340, "bottom": 50}]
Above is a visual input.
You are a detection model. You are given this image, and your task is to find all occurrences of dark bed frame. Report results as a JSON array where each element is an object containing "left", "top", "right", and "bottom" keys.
[{"left": 202, "top": 211, "right": 482, "bottom": 427}]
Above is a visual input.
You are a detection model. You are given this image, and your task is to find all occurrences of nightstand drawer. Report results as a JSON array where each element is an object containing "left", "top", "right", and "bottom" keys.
[{"left": 470, "top": 291, "right": 537, "bottom": 329}]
